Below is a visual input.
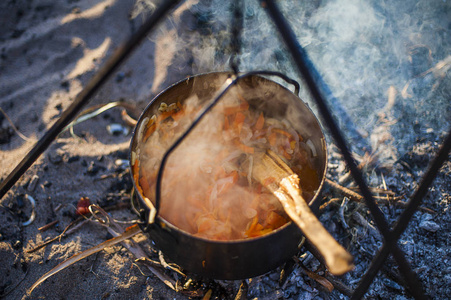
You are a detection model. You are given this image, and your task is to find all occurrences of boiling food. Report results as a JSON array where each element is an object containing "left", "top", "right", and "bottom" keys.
[{"left": 133, "top": 92, "right": 320, "bottom": 241}]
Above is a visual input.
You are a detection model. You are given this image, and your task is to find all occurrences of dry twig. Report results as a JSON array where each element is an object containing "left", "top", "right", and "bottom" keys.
[
  {"left": 60, "top": 101, "right": 138, "bottom": 137},
  {"left": 338, "top": 152, "right": 376, "bottom": 185},
  {"left": 324, "top": 274, "right": 353, "bottom": 297},
  {"left": 0, "top": 107, "right": 32, "bottom": 142},
  {"left": 319, "top": 198, "right": 341, "bottom": 211},
  {"left": 121, "top": 108, "right": 138, "bottom": 126},
  {"left": 28, "top": 224, "right": 141, "bottom": 294},
  {"left": 292, "top": 256, "right": 334, "bottom": 293},
  {"left": 26, "top": 219, "right": 89, "bottom": 253},
  {"left": 89, "top": 205, "right": 178, "bottom": 291},
  {"left": 325, "top": 178, "right": 435, "bottom": 214},
  {"left": 234, "top": 281, "right": 248, "bottom": 300},
  {"left": 37, "top": 220, "right": 59, "bottom": 232}
]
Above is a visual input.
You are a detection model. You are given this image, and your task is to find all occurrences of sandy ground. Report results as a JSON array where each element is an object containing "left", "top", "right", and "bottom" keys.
[
  {"left": 0, "top": 0, "right": 192, "bottom": 299},
  {"left": 1, "top": 0, "right": 450, "bottom": 299}
]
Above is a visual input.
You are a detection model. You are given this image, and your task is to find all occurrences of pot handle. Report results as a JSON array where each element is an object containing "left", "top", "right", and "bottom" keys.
[
  {"left": 152, "top": 71, "right": 301, "bottom": 224},
  {"left": 245, "top": 70, "right": 300, "bottom": 96}
]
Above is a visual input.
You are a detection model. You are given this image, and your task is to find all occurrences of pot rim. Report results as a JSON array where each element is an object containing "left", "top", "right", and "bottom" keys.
[{"left": 129, "top": 71, "right": 328, "bottom": 244}]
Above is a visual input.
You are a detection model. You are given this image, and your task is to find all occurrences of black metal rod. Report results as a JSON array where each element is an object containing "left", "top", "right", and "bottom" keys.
[
  {"left": 155, "top": 76, "right": 237, "bottom": 217},
  {"left": 230, "top": 0, "right": 244, "bottom": 74},
  {"left": 352, "top": 128, "right": 451, "bottom": 298},
  {"left": 259, "top": 0, "right": 390, "bottom": 244},
  {"left": 260, "top": 0, "right": 426, "bottom": 298},
  {"left": 0, "top": 0, "right": 181, "bottom": 200}
]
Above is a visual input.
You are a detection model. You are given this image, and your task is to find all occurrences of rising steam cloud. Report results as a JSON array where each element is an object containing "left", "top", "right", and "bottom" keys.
[{"left": 133, "top": 0, "right": 450, "bottom": 165}]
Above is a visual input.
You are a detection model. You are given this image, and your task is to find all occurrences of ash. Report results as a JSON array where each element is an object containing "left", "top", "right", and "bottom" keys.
[{"left": 319, "top": 137, "right": 451, "bottom": 299}]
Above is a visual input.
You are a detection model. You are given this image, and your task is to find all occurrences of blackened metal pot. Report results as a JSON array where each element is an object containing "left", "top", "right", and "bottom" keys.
[{"left": 130, "top": 72, "right": 327, "bottom": 280}]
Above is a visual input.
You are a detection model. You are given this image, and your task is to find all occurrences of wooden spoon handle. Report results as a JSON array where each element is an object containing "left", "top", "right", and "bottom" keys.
[
  {"left": 279, "top": 175, "right": 354, "bottom": 275},
  {"left": 250, "top": 150, "right": 354, "bottom": 275}
]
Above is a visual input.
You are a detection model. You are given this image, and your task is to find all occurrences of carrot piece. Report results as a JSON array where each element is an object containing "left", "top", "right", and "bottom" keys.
[
  {"left": 232, "top": 137, "right": 254, "bottom": 154},
  {"left": 246, "top": 222, "right": 272, "bottom": 238},
  {"left": 132, "top": 162, "right": 144, "bottom": 195},
  {"left": 250, "top": 224, "right": 264, "bottom": 236},
  {"left": 254, "top": 112, "right": 265, "bottom": 131},
  {"left": 224, "top": 115, "right": 230, "bottom": 130},
  {"left": 266, "top": 211, "right": 288, "bottom": 229},
  {"left": 230, "top": 170, "right": 239, "bottom": 183},
  {"left": 134, "top": 177, "right": 143, "bottom": 196},
  {"left": 298, "top": 133, "right": 304, "bottom": 142},
  {"left": 272, "top": 128, "right": 293, "bottom": 138},
  {"left": 235, "top": 111, "right": 246, "bottom": 123},
  {"left": 139, "top": 175, "right": 151, "bottom": 196},
  {"left": 223, "top": 106, "right": 239, "bottom": 115},
  {"left": 238, "top": 143, "right": 254, "bottom": 154},
  {"left": 157, "top": 111, "right": 173, "bottom": 122},
  {"left": 236, "top": 94, "right": 249, "bottom": 106},
  {"left": 248, "top": 216, "right": 259, "bottom": 230},
  {"left": 132, "top": 160, "right": 139, "bottom": 175},
  {"left": 234, "top": 112, "right": 246, "bottom": 135},
  {"left": 171, "top": 110, "right": 184, "bottom": 121},
  {"left": 268, "top": 132, "right": 277, "bottom": 146},
  {"left": 143, "top": 123, "right": 156, "bottom": 142},
  {"left": 241, "top": 101, "right": 250, "bottom": 111},
  {"left": 245, "top": 216, "right": 260, "bottom": 237}
]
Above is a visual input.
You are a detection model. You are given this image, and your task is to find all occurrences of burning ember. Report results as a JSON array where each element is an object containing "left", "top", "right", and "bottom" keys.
[{"left": 133, "top": 81, "right": 320, "bottom": 240}]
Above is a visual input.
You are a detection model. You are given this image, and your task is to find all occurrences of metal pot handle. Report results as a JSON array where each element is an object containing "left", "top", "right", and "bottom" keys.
[
  {"left": 151, "top": 71, "right": 301, "bottom": 225},
  {"left": 246, "top": 70, "right": 300, "bottom": 96}
]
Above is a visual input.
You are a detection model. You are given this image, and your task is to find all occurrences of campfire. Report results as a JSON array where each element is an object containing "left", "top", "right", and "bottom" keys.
[{"left": 0, "top": 0, "right": 449, "bottom": 299}]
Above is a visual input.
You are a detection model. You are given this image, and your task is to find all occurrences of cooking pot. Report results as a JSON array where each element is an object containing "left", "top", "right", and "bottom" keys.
[{"left": 129, "top": 72, "right": 327, "bottom": 279}]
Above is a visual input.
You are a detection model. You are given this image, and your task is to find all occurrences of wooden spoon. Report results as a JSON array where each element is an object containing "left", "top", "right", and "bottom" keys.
[{"left": 251, "top": 149, "right": 354, "bottom": 275}]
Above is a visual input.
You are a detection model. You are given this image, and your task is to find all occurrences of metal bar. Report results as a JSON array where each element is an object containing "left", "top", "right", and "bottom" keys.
[
  {"left": 259, "top": 0, "right": 426, "bottom": 298},
  {"left": 230, "top": 0, "right": 244, "bottom": 74},
  {"left": 0, "top": 0, "right": 181, "bottom": 200},
  {"left": 353, "top": 128, "right": 451, "bottom": 298},
  {"left": 154, "top": 76, "right": 237, "bottom": 219}
]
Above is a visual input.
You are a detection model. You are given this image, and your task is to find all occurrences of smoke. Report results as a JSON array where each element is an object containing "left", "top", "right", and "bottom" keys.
[
  {"left": 132, "top": 0, "right": 450, "bottom": 168},
  {"left": 274, "top": 0, "right": 451, "bottom": 156}
]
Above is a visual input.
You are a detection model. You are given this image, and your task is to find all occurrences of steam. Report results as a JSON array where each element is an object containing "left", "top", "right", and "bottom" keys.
[
  {"left": 138, "top": 87, "right": 280, "bottom": 240},
  {"left": 135, "top": 77, "right": 324, "bottom": 240},
  {"left": 132, "top": 0, "right": 450, "bottom": 164},
  {"left": 275, "top": 0, "right": 451, "bottom": 156}
]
